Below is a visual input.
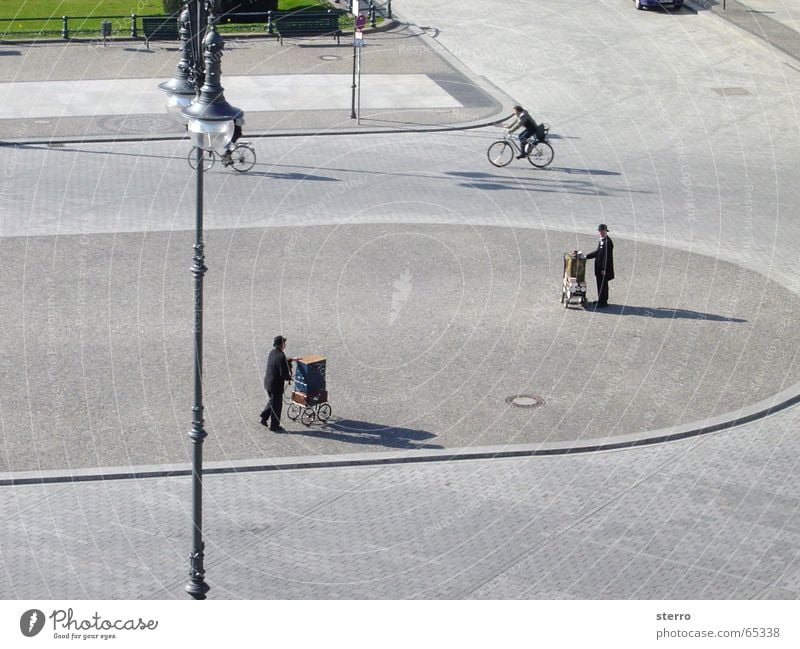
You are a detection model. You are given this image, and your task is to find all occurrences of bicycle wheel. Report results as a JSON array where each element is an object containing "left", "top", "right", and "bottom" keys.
[
  {"left": 527, "top": 141, "right": 554, "bottom": 168},
  {"left": 187, "top": 147, "right": 215, "bottom": 171},
  {"left": 487, "top": 141, "right": 514, "bottom": 167},
  {"left": 230, "top": 144, "right": 256, "bottom": 172}
]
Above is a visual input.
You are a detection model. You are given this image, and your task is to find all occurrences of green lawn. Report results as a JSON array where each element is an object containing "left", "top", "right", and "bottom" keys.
[
  {"left": 7, "top": 1, "right": 164, "bottom": 18},
  {"left": 7, "top": 1, "right": 330, "bottom": 19},
  {"left": 1, "top": 1, "right": 337, "bottom": 37}
]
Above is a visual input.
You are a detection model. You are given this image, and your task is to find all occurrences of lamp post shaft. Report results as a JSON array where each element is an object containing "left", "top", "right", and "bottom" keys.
[
  {"left": 160, "top": 0, "right": 240, "bottom": 600},
  {"left": 186, "top": 148, "right": 209, "bottom": 600},
  {"left": 350, "top": 38, "right": 357, "bottom": 119}
]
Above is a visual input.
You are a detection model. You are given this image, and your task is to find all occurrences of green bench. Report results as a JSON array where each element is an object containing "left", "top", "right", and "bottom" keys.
[
  {"left": 142, "top": 16, "right": 179, "bottom": 50},
  {"left": 273, "top": 13, "right": 341, "bottom": 46}
]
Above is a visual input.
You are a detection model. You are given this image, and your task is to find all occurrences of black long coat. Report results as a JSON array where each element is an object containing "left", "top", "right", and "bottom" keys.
[
  {"left": 585, "top": 235, "right": 614, "bottom": 280},
  {"left": 264, "top": 347, "right": 291, "bottom": 393}
]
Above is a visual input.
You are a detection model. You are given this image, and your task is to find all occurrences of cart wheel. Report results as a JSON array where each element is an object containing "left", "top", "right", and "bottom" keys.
[
  {"left": 287, "top": 403, "right": 301, "bottom": 421},
  {"left": 560, "top": 288, "right": 565, "bottom": 304},
  {"left": 317, "top": 403, "right": 332, "bottom": 422},
  {"left": 581, "top": 296, "right": 587, "bottom": 307},
  {"left": 564, "top": 291, "right": 571, "bottom": 308},
  {"left": 301, "top": 407, "right": 315, "bottom": 426}
]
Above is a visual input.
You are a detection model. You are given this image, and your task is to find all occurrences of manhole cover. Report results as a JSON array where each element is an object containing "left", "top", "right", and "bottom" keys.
[
  {"left": 506, "top": 394, "right": 545, "bottom": 408},
  {"left": 320, "top": 55, "right": 340, "bottom": 61}
]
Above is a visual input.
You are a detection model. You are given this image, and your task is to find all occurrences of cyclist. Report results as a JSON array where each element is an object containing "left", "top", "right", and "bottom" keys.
[
  {"left": 220, "top": 114, "right": 245, "bottom": 166},
  {"left": 503, "top": 105, "right": 539, "bottom": 159}
]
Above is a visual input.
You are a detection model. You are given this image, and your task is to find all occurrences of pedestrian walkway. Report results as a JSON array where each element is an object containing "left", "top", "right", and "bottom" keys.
[
  {"left": 703, "top": 0, "right": 800, "bottom": 36},
  {"left": 0, "top": 74, "right": 461, "bottom": 119},
  {"left": 0, "top": 24, "right": 510, "bottom": 142},
  {"left": 689, "top": 0, "right": 800, "bottom": 63},
  {"left": 2, "top": 406, "right": 798, "bottom": 599}
]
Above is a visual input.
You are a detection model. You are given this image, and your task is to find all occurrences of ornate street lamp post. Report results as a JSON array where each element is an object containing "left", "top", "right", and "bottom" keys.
[{"left": 159, "top": 0, "right": 243, "bottom": 600}]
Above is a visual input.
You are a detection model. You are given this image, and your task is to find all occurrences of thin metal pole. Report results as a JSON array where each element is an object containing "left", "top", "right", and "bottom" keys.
[
  {"left": 356, "top": 46, "right": 362, "bottom": 125},
  {"left": 185, "top": 126, "right": 210, "bottom": 602},
  {"left": 350, "top": 35, "right": 357, "bottom": 119}
]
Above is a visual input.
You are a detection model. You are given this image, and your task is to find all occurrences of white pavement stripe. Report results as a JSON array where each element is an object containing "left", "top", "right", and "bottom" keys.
[{"left": 0, "top": 74, "right": 462, "bottom": 119}]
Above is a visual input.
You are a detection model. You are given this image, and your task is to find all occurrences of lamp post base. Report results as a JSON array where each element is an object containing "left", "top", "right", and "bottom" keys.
[
  {"left": 185, "top": 574, "right": 210, "bottom": 600},
  {"left": 186, "top": 544, "right": 209, "bottom": 599}
]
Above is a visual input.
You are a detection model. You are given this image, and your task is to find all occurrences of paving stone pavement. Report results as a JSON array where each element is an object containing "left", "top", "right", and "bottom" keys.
[
  {"left": 1, "top": 405, "right": 799, "bottom": 598},
  {"left": 697, "top": 0, "right": 800, "bottom": 61},
  {"left": 2, "top": 210, "right": 798, "bottom": 473},
  {"left": 0, "top": 22, "right": 510, "bottom": 142}
]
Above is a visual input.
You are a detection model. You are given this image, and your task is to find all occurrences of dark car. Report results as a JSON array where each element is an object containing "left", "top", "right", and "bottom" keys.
[{"left": 634, "top": 0, "right": 684, "bottom": 9}]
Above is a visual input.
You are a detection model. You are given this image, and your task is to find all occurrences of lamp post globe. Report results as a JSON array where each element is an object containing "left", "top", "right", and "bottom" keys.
[
  {"left": 161, "top": 85, "right": 195, "bottom": 123},
  {"left": 181, "top": 20, "right": 242, "bottom": 152},
  {"left": 187, "top": 115, "right": 237, "bottom": 153}
]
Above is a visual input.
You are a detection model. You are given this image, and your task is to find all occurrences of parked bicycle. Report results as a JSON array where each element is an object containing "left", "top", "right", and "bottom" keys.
[
  {"left": 487, "top": 127, "right": 554, "bottom": 168},
  {"left": 187, "top": 140, "right": 256, "bottom": 172}
]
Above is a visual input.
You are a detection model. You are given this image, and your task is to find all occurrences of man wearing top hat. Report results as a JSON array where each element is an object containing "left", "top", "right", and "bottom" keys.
[
  {"left": 260, "top": 335, "right": 293, "bottom": 432},
  {"left": 584, "top": 224, "right": 614, "bottom": 308}
]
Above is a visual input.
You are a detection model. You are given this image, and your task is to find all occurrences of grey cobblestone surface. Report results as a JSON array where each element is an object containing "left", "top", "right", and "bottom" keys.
[
  {"left": 1, "top": 408, "right": 799, "bottom": 598},
  {"left": 0, "top": 24, "right": 509, "bottom": 142},
  {"left": 696, "top": 0, "right": 800, "bottom": 60}
]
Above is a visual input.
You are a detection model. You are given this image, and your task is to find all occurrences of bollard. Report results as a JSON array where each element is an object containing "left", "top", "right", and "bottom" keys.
[
  {"left": 369, "top": 0, "right": 376, "bottom": 28},
  {"left": 387, "top": 0, "right": 392, "bottom": 20},
  {"left": 130, "top": 14, "right": 138, "bottom": 38},
  {"left": 267, "top": 10, "right": 273, "bottom": 35},
  {"left": 101, "top": 20, "right": 112, "bottom": 46},
  {"left": 62, "top": 15, "right": 69, "bottom": 40}
]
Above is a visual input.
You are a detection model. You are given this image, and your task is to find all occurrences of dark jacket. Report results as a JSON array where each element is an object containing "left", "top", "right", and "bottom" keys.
[
  {"left": 519, "top": 110, "right": 537, "bottom": 131},
  {"left": 264, "top": 347, "right": 291, "bottom": 392},
  {"left": 585, "top": 235, "right": 614, "bottom": 280}
]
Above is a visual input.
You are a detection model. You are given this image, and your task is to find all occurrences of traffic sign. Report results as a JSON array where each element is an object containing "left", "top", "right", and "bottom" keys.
[{"left": 356, "top": 14, "right": 366, "bottom": 31}]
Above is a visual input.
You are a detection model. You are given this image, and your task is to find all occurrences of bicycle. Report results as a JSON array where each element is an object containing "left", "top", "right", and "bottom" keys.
[
  {"left": 187, "top": 140, "right": 257, "bottom": 172},
  {"left": 487, "top": 127, "right": 554, "bottom": 168}
]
